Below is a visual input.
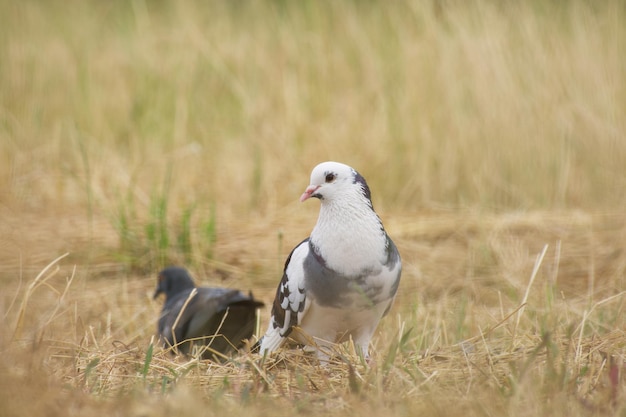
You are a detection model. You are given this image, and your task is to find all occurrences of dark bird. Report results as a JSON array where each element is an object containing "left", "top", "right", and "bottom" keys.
[
  {"left": 259, "top": 161, "right": 402, "bottom": 359},
  {"left": 154, "top": 266, "right": 264, "bottom": 360}
]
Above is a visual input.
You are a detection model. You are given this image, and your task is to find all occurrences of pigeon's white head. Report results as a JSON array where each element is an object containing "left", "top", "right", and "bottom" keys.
[{"left": 300, "top": 161, "right": 372, "bottom": 205}]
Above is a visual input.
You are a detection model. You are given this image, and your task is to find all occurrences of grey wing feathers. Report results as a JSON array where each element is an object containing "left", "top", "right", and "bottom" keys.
[
  {"left": 159, "top": 287, "right": 263, "bottom": 359},
  {"left": 260, "top": 239, "right": 310, "bottom": 353}
]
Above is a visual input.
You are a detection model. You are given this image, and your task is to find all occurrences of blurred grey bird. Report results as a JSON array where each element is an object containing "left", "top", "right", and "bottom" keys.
[
  {"left": 259, "top": 161, "right": 402, "bottom": 359},
  {"left": 154, "top": 266, "right": 264, "bottom": 360}
]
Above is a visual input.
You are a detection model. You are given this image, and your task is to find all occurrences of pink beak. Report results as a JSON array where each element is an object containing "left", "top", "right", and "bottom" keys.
[{"left": 300, "top": 185, "right": 320, "bottom": 202}]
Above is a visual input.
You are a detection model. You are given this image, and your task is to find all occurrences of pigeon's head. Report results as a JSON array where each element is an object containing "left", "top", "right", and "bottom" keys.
[
  {"left": 300, "top": 161, "right": 372, "bottom": 204},
  {"left": 153, "top": 266, "right": 196, "bottom": 300}
]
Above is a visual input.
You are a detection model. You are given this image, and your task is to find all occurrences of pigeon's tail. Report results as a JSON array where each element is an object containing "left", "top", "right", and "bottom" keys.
[
  {"left": 258, "top": 327, "right": 285, "bottom": 354},
  {"left": 212, "top": 297, "right": 264, "bottom": 352}
]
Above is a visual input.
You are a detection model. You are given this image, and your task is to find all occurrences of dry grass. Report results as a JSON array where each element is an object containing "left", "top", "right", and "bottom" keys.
[
  {"left": 2, "top": 211, "right": 625, "bottom": 416},
  {"left": 1, "top": 1, "right": 625, "bottom": 416}
]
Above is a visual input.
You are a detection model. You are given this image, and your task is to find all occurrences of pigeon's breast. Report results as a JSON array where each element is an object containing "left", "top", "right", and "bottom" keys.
[
  {"left": 305, "top": 199, "right": 402, "bottom": 310},
  {"left": 303, "top": 246, "right": 395, "bottom": 309}
]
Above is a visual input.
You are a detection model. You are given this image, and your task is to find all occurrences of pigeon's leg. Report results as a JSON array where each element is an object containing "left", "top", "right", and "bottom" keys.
[
  {"left": 351, "top": 326, "right": 377, "bottom": 362},
  {"left": 308, "top": 336, "right": 335, "bottom": 364},
  {"left": 314, "top": 346, "right": 333, "bottom": 364},
  {"left": 355, "top": 343, "right": 369, "bottom": 360}
]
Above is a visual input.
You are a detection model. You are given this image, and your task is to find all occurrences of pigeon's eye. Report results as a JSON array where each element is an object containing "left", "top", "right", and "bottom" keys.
[{"left": 325, "top": 173, "right": 336, "bottom": 183}]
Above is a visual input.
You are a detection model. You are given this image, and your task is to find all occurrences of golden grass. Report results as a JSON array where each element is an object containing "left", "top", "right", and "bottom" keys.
[
  {"left": 1, "top": 1, "right": 626, "bottom": 416},
  {"left": 1, "top": 1, "right": 625, "bottom": 215},
  {"left": 2, "top": 210, "right": 625, "bottom": 416}
]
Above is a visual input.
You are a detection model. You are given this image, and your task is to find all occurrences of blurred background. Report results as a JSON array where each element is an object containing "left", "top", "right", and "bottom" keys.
[
  {"left": 1, "top": 1, "right": 624, "bottom": 274},
  {"left": 0, "top": 1, "right": 625, "bottom": 414}
]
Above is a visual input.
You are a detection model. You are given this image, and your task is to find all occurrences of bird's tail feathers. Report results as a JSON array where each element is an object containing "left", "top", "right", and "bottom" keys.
[{"left": 258, "top": 327, "right": 285, "bottom": 354}]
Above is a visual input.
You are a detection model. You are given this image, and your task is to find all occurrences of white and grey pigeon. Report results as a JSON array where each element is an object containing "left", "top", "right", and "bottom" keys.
[{"left": 259, "top": 161, "right": 402, "bottom": 359}]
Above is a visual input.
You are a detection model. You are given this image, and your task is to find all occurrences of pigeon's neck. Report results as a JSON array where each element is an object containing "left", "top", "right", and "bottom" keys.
[{"left": 309, "top": 195, "right": 387, "bottom": 274}]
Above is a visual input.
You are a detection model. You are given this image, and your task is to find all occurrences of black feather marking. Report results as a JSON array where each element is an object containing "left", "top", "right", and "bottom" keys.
[
  {"left": 384, "top": 235, "right": 402, "bottom": 300},
  {"left": 352, "top": 169, "right": 373, "bottom": 206},
  {"left": 270, "top": 238, "right": 309, "bottom": 337},
  {"left": 384, "top": 235, "right": 401, "bottom": 270}
]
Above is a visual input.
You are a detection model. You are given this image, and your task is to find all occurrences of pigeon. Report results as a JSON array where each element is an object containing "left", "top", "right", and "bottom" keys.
[
  {"left": 259, "top": 161, "right": 402, "bottom": 359},
  {"left": 154, "top": 266, "right": 264, "bottom": 360}
]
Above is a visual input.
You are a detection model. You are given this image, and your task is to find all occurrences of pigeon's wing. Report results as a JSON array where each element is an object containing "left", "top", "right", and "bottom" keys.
[
  {"left": 180, "top": 288, "right": 232, "bottom": 338},
  {"left": 157, "top": 288, "right": 209, "bottom": 350},
  {"left": 260, "top": 238, "right": 311, "bottom": 353},
  {"left": 185, "top": 288, "right": 264, "bottom": 356},
  {"left": 381, "top": 234, "right": 402, "bottom": 317},
  {"left": 209, "top": 293, "right": 264, "bottom": 354},
  {"left": 158, "top": 286, "right": 264, "bottom": 358}
]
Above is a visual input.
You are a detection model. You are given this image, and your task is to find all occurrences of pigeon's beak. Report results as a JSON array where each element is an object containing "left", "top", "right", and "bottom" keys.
[
  {"left": 300, "top": 185, "right": 320, "bottom": 202},
  {"left": 153, "top": 288, "right": 162, "bottom": 300},
  {"left": 154, "top": 273, "right": 166, "bottom": 300}
]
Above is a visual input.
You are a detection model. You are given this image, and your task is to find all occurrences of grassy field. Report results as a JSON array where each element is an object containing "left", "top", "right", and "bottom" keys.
[{"left": 1, "top": 1, "right": 625, "bottom": 416}]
